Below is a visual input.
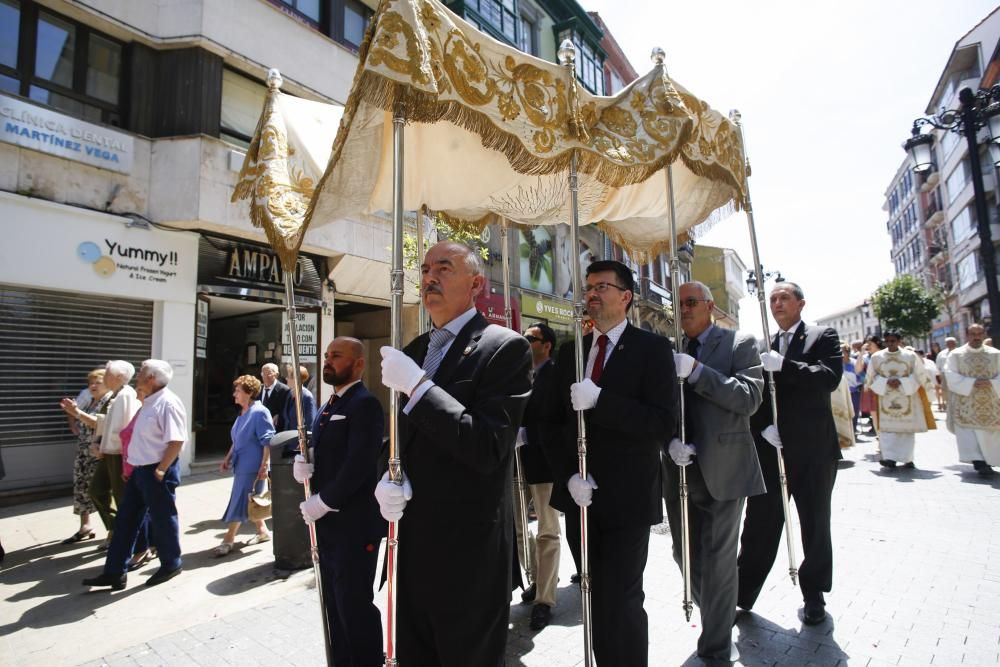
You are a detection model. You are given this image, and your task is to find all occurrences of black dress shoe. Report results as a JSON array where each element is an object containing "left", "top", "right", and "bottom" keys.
[
  {"left": 879, "top": 459, "right": 897, "bottom": 469},
  {"left": 146, "top": 566, "right": 182, "bottom": 587},
  {"left": 802, "top": 600, "right": 827, "bottom": 625},
  {"left": 521, "top": 583, "right": 536, "bottom": 604},
  {"left": 973, "top": 460, "right": 996, "bottom": 476},
  {"left": 902, "top": 462, "right": 915, "bottom": 469},
  {"left": 82, "top": 573, "right": 127, "bottom": 591},
  {"left": 529, "top": 604, "right": 552, "bottom": 631}
]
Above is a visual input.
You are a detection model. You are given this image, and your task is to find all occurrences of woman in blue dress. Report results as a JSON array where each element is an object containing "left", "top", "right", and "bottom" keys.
[{"left": 215, "top": 374, "right": 274, "bottom": 556}]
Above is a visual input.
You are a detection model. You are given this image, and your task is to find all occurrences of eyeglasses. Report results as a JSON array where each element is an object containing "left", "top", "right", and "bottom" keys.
[
  {"left": 584, "top": 282, "right": 627, "bottom": 294},
  {"left": 679, "top": 298, "right": 709, "bottom": 309},
  {"left": 524, "top": 335, "right": 542, "bottom": 343}
]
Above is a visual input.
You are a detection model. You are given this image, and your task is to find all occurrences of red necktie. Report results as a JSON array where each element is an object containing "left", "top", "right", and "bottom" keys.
[{"left": 590, "top": 334, "right": 610, "bottom": 384}]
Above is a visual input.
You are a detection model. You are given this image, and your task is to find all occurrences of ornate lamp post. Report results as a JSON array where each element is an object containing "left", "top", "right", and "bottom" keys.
[
  {"left": 745, "top": 266, "right": 784, "bottom": 296},
  {"left": 904, "top": 85, "right": 1000, "bottom": 340}
]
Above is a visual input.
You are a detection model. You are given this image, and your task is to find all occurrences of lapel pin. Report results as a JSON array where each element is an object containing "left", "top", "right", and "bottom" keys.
[
  {"left": 463, "top": 346, "right": 473, "bottom": 356},
  {"left": 617, "top": 344, "right": 624, "bottom": 351}
]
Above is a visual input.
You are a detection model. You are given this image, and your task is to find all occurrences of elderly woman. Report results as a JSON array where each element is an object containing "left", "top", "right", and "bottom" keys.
[
  {"left": 58, "top": 368, "right": 112, "bottom": 543},
  {"left": 215, "top": 374, "right": 274, "bottom": 556}
]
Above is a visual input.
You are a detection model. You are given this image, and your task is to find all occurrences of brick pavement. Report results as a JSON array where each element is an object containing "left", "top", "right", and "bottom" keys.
[{"left": 4, "top": 411, "right": 1000, "bottom": 666}]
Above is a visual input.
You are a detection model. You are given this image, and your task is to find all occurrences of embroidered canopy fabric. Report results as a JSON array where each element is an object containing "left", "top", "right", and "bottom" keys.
[
  {"left": 232, "top": 81, "right": 344, "bottom": 269},
  {"left": 305, "top": 0, "right": 746, "bottom": 254}
]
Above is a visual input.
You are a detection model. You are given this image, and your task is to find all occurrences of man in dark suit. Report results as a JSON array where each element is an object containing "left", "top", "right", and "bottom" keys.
[
  {"left": 664, "top": 281, "right": 765, "bottom": 662},
  {"left": 260, "top": 362, "right": 290, "bottom": 430},
  {"left": 737, "top": 281, "right": 843, "bottom": 626},
  {"left": 545, "top": 259, "right": 676, "bottom": 667},
  {"left": 282, "top": 364, "right": 318, "bottom": 456},
  {"left": 294, "top": 337, "right": 385, "bottom": 667},
  {"left": 516, "top": 322, "right": 561, "bottom": 630},
  {"left": 375, "top": 241, "right": 532, "bottom": 667}
]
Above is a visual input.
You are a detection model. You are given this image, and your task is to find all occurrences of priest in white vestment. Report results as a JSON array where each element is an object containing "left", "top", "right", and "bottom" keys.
[
  {"left": 944, "top": 324, "right": 1000, "bottom": 476},
  {"left": 865, "top": 332, "right": 935, "bottom": 468}
]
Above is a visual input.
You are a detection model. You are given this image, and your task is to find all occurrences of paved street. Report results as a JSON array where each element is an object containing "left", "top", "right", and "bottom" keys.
[{"left": 3, "top": 410, "right": 1000, "bottom": 666}]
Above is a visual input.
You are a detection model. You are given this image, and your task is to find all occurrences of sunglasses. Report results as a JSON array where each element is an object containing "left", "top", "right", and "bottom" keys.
[{"left": 524, "top": 335, "right": 542, "bottom": 343}]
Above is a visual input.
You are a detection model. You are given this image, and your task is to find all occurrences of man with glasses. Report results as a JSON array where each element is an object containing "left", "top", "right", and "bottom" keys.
[
  {"left": 545, "top": 259, "right": 676, "bottom": 666},
  {"left": 515, "top": 322, "right": 561, "bottom": 630},
  {"left": 663, "top": 281, "right": 764, "bottom": 662}
]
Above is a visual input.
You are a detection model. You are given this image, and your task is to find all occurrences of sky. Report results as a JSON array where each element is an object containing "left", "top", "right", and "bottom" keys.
[{"left": 581, "top": 0, "right": 998, "bottom": 337}]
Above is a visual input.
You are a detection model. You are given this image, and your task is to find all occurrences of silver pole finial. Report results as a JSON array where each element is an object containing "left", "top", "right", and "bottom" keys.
[
  {"left": 651, "top": 47, "right": 666, "bottom": 66},
  {"left": 729, "top": 109, "right": 742, "bottom": 125},
  {"left": 267, "top": 68, "right": 283, "bottom": 90},
  {"left": 558, "top": 39, "right": 577, "bottom": 66}
]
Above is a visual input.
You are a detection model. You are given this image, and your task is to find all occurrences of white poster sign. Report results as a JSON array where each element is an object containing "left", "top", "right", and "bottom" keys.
[{"left": 282, "top": 311, "right": 319, "bottom": 360}]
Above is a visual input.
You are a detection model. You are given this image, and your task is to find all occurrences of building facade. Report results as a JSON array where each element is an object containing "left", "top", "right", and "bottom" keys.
[
  {"left": 815, "top": 302, "right": 882, "bottom": 346},
  {"left": 886, "top": 8, "right": 1000, "bottom": 346},
  {"left": 691, "top": 244, "right": 747, "bottom": 330}
]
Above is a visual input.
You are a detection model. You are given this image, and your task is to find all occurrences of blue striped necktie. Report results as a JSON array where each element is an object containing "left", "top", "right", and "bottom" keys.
[{"left": 422, "top": 328, "right": 454, "bottom": 380}]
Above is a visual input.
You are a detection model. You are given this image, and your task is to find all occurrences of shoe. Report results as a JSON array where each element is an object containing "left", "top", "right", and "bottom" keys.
[
  {"left": 62, "top": 529, "right": 96, "bottom": 544},
  {"left": 82, "top": 573, "right": 126, "bottom": 591},
  {"left": 973, "top": 461, "right": 996, "bottom": 476},
  {"left": 902, "top": 462, "right": 915, "bottom": 469},
  {"left": 146, "top": 566, "right": 182, "bottom": 587},
  {"left": 213, "top": 542, "right": 235, "bottom": 557},
  {"left": 802, "top": 600, "right": 826, "bottom": 625},
  {"left": 879, "top": 459, "right": 897, "bottom": 469},
  {"left": 521, "top": 583, "right": 536, "bottom": 604},
  {"left": 529, "top": 604, "right": 552, "bottom": 631},
  {"left": 570, "top": 573, "right": 581, "bottom": 584},
  {"left": 127, "top": 551, "right": 152, "bottom": 571},
  {"left": 245, "top": 533, "right": 271, "bottom": 546}
]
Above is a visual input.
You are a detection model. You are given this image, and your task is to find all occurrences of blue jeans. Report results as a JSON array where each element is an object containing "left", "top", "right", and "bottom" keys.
[{"left": 105, "top": 461, "right": 182, "bottom": 575}]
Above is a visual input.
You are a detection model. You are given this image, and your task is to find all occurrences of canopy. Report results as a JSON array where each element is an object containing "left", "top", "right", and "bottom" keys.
[
  {"left": 231, "top": 73, "right": 345, "bottom": 269},
  {"left": 304, "top": 0, "right": 746, "bottom": 254}
]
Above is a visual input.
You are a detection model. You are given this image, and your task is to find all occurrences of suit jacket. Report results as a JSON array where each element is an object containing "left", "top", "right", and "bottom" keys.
[
  {"left": 262, "top": 381, "right": 291, "bottom": 431},
  {"left": 750, "top": 322, "right": 843, "bottom": 469},
  {"left": 309, "top": 382, "right": 385, "bottom": 541},
  {"left": 395, "top": 312, "right": 532, "bottom": 651},
  {"left": 545, "top": 324, "right": 676, "bottom": 527},
  {"left": 519, "top": 358, "right": 556, "bottom": 484},
  {"left": 665, "top": 326, "right": 765, "bottom": 502},
  {"left": 283, "top": 385, "right": 317, "bottom": 435}
]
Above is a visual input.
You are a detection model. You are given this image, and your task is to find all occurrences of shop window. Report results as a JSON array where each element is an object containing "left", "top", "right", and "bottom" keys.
[
  {"left": 220, "top": 69, "right": 268, "bottom": 147},
  {"left": 271, "top": 0, "right": 374, "bottom": 52},
  {"left": 1, "top": 1, "right": 122, "bottom": 126}
]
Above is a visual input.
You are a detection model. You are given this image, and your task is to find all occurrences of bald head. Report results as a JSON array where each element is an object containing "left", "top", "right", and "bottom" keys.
[
  {"left": 967, "top": 324, "right": 986, "bottom": 349},
  {"left": 323, "top": 336, "right": 366, "bottom": 388}
]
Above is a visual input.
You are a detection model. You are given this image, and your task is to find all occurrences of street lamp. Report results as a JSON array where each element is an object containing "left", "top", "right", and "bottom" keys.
[
  {"left": 746, "top": 266, "right": 784, "bottom": 295},
  {"left": 904, "top": 84, "right": 1000, "bottom": 341}
]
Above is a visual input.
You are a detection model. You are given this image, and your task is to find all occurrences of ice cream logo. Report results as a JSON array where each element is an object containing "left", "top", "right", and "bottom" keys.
[{"left": 77, "top": 241, "right": 116, "bottom": 277}]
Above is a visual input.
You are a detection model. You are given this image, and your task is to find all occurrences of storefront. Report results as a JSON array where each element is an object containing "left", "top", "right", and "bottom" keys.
[
  {"left": 0, "top": 192, "right": 199, "bottom": 493},
  {"left": 520, "top": 291, "right": 576, "bottom": 346},
  {"left": 194, "top": 234, "right": 326, "bottom": 460}
]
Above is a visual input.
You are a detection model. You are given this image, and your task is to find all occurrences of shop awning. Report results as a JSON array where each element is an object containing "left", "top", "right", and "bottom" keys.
[{"left": 327, "top": 253, "right": 420, "bottom": 305}]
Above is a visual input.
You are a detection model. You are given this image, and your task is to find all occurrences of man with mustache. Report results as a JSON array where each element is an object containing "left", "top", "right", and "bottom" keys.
[
  {"left": 375, "top": 241, "right": 532, "bottom": 666},
  {"left": 544, "top": 259, "right": 676, "bottom": 666},
  {"left": 292, "top": 337, "right": 386, "bottom": 666}
]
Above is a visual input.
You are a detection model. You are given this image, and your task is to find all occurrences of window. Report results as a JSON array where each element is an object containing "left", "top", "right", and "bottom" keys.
[
  {"left": 1, "top": 2, "right": 122, "bottom": 125},
  {"left": 518, "top": 14, "right": 536, "bottom": 55},
  {"left": 558, "top": 29, "right": 605, "bottom": 95},
  {"left": 468, "top": 0, "right": 518, "bottom": 43},
  {"left": 957, "top": 252, "right": 980, "bottom": 290},
  {"left": 278, "top": 0, "right": 321, "bottom": 24},
  {"left": 220, "top": 69, "right": 267, "bottom": 147},
  {"left": 946, "top": 159, "right": 969, "bottom": 204},
  {"left": 272, "top": 0, "right": 372, "bottom": 51},
  {"left": 951, "top": 206, "right": 976, "bottom": 244}
]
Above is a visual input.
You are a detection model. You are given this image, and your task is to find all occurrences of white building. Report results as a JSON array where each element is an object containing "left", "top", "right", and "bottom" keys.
[{"left": 815, "top": 302, "right": 881, "bottom": 345}]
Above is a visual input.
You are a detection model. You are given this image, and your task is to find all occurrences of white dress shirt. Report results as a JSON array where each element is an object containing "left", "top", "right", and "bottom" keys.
[
  {"left": 127, "top": 386, "right": 189, "bottom": 466},
  {"left": 584, "top": 317, "right": 629, "bottom": 380},
  {"left": 405, "top": 306, "right": 479, "bottom": 412}
]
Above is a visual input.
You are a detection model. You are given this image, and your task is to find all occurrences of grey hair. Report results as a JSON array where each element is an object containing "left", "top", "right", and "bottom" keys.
[
  {"left": 772, "top": 281, "right": 804, "bottom": 300},
  {"left": 683, "top": 280, "right": 714, "bottom": 301},
  {"left": 447, "top": 241, "right": 483, "bottom": 276},
  {"left": 261, "top": 362, "right": 279, "bottom": 374},
  {"left": 141, "top": 359, "right": 173, "bottom": 387},
  {"left": 105, "top": 360, "right": 136, "bottom": 383}
]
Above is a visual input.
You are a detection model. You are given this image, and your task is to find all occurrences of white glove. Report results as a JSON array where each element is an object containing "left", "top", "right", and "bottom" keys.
[
  {"left": 761, "top": 424, "right": 782, "bottom": 449},
  {"left": 515, "top": 427, "right": 527, "bottom": 449},
  {"left": 300, "top": 493, "right": 333, "bottom": 523},
  {"left": 375, "top": 470, "right": 413, "bottom": 522},
  {"left": 761, "top": 350, "right": 784, "bottom": 372},
  {"left": 567, "top": 473, "right": 598, "bottom": 507},
  {"left": 292, "top": 453, "right": 314, "bottom": 483},
  {"left": 380, "top": 346, "right": 426, "bottom": 395},
  {"left": 674, "top": 353, "right": 697, "bottom": 380},
  {"left": 570, "top": 379, "right": 601, "bottom": 411},
  {"left": 668, "top": 438, "right": 696, "bottom": 466}
]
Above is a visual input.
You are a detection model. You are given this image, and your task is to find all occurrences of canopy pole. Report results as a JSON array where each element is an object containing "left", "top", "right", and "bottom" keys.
[
  {"left": 385, "top": 112, "right": 405, "bottom": 667},
  {"left": 283, "top": 274, "right": 334, "bottom": 667},
  {"left": 729, "top": 109, "right": 798, "bottom": 585},
  {"left": 502, "top": 218, "right": 534, "bottom": 588},
  {"left": 664, "top": 163, "right": 694, "bottom": 623},
  {"left": 417, "top": 209, "right": 428, "bottom": 335}
]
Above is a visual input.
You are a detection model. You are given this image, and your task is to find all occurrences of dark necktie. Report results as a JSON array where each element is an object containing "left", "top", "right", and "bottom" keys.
[
  {"left": 684, "top": 337, "right": 700, "bottom": 438},
  {"left": 315, "top": 393, "right": 340, "bottom": 433},
  {"left": 264, "top": 386, "right": 271, "bottom": 403},
  {"left": 590, "top": 334, "right": 610, "bottom": 384}
]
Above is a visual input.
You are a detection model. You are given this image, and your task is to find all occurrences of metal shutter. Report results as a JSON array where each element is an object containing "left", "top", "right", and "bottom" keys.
[{"left": 0, "top": 285, "right": 153, "bottom": 493}]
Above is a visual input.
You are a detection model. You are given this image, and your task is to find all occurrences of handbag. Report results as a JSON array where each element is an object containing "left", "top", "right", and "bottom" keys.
[{"left": 248, "top": 477, "right": 272, "bottom": 522}]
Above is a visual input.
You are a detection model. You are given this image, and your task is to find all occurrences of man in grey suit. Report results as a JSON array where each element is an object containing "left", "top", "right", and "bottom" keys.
[{"left": 663, "top": 281, "right": 765, "bottom": 662}]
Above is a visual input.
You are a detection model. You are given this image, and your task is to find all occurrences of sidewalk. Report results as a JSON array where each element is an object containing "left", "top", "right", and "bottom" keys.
[{"left": 3, "top": 412, "right": 1000, "bottom": 666}]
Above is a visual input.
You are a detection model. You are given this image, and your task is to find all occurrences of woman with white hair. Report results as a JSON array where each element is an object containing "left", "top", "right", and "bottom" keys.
[{"left": 89, "top": 360, "right": 145, "bottom": 561}]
